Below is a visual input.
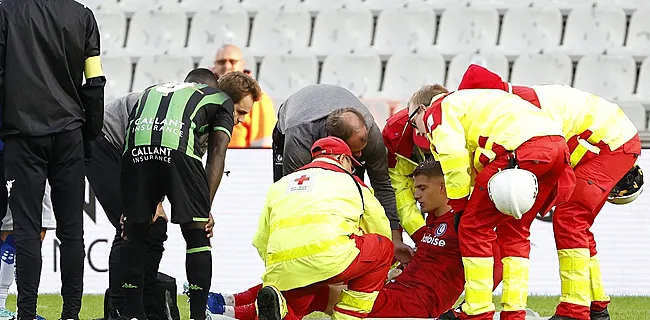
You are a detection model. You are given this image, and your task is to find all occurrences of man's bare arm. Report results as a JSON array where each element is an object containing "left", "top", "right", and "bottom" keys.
[{"left": 206, "top": 130, "right": 231, "bottom": 205}]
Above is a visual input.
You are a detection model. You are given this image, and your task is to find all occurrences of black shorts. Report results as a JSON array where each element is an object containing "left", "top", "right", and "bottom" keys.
[{"left": 121, "top": 145, "right": 210, "bottom": 225}]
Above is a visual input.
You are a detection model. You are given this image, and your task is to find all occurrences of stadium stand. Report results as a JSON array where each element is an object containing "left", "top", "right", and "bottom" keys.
[
  {"left": 247, "top": 7, "right": 312, "bottom": 56},
  {"left": 84, "top": 0, "right": 650, "bottom": 142},
  {"left": 257, "top": 54, "right": 320, "bottom": 100},
  {"left": 310, "top": 7, "right": 375, "bottom": 56},
  {"left": 185, "top": 9, "right": 250, "bottom": 57},
  {"left": 510, "top": 54, "right": 574, "bottom": 86}
]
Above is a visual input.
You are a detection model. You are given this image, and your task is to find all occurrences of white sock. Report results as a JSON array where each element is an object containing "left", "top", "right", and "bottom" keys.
[
  {"left": 0, "top": 243, "right": 16, "bottom": 309},
  {"left": 223, "top": 306, "right": 235, "bottom": 318},
  {"left": 223, "top": 293, "right": 235, "bottom": 307}
]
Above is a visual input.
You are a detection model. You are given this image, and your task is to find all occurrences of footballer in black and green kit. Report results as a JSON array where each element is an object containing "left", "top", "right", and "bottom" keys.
[{"left": 119, "top": 68, "right": 261, "bottom": 320}]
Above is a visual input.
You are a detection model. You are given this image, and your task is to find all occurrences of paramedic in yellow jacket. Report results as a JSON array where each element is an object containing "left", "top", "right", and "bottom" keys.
[
  {"left": 457, "top": 64, "right": 643, "bottom": 320},
  {"left": 408, "top": 85, "right": 576, "bottom": 320},
  {"left": 253, "top": 136, "right": 394, "bottom": 320},
  {"left": 382, "top": 107, "right": 432, "bottom": 243}
]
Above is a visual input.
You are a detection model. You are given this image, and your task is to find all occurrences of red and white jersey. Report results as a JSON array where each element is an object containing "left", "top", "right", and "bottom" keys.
[{"left": 392, "top": 210, "right": 465, "bottom": 316}]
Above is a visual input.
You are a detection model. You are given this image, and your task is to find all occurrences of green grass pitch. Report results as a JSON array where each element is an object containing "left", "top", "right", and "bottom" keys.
[{"left": 6, "top": 294, "right": 650, "bottom": 319}]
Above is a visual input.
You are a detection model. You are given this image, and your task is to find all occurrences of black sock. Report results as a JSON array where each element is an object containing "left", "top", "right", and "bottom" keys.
[
  {"left": 120, "top": 224, "right": 150, "bottom": 319},
  {"left": 183, "top": 228, "right": 212, "bottom": 320}
]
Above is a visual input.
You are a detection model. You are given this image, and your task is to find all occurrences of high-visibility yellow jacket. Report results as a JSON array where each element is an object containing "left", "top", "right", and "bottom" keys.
[
  {"left": 530, "top": 85, "right": 638, "bottom": 167},
  {"left": 252, "top": 158, "right": 392, "bottom": 291},
  {"left": 423, "top": 89, "right": 564, "bottom": 201},
  {"left": 228, "top": 92, "right": 276, "bottom": 148},
  {"left": 382, "top": 108, "right": 427, "bottom": 236},
  {"left": 456, "top": 64, "right": 639, "bottom": 168}
]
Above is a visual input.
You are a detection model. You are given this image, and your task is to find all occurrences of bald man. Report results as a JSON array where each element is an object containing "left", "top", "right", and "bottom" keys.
[
  {"left": 273, "top": 84, "right": 414, "bottom": 265},
  {"left": 211, "top": 44, "right": 276, "bottom": 148}
]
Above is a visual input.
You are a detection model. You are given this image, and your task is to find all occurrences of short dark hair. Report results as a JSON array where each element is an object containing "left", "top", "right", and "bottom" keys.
[
  {"left": 408, "top": 84, "right": 449, "bottom": 109},
  {"left": 217, "top": 71, "right": 263, "bottom": 104},
  {"left": 325, "top": 108, "right": 367, "bottom": 141},
  {"left": 185, "top": 68, "right": 218, "bottom": 88},
  {"left": 412, "top": 158, "right": 444, "bottom": 178}
]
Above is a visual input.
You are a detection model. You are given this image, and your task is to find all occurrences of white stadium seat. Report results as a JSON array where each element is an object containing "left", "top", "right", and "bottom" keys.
[
  {"left": 596, "top": 0, "right": 648, "bottom": 12},
  {"left": 132, "top": 55, "right": 195, "bottom": 93},
  {"left": 320, "top": 54, "right": 382, "bottom": 97},
  {"left": 186, "top": 9, "right": 250, "bottom": 57},
  {"left": 573, "top": 54, "right": 637, "bottom": 101},
  {"left": 496, "top": 7, "right": 563, "bottom": 56},
  {"left": 532, "top": 0, "right": 595, "bottom": 12},
  {"left": 617, "top": 101, "right": 647, "bottom": 130},
  {"left": 120, "top": 0, "right": 180, "bottom": 13},
  {"left": 370, "top": 7, "right": 437, "bottom": 55},
  {"left": 303, "top": 0, "right": 365, "bottom": 11},
  {"left": 257, "top": 55, "right": 319, "bottom": 100},
  {"left": 435, "top": 7, "right": 500, "bottom": 56},
  {"left": 247, "top": 7, "right": 312, "bottom": 56},
  {"left": 511, "top": 54, "right": 574, "bottom": 86},
  {"left": 364, "top": 0, "right": 409, "bottom": 11},
  {"left": 102, "top": 55, "right": 133, "bottom": 103},
  {"left": 421, "top": 0, "right": 471, "bottom": 13},
  {"left": 95, "top": 10, "right": 127, "bottom": 55},
  {"left": 446, "top": 53, "right": 509, "bottom": 90},
  {"left": 636, "top": 58, "right": 650, "bottom": 101},
  {"left": 77, "top": 0, "right": 118, "bottom": 11},
  {"left": 240, "top": 0, "right": 303, "bottom": 13},
  {"left": 611, "top": 7, "right": 650, "bottom": 59},
  {"left": 310, "top": 7, "right": 374, "bottom": 55},
  {"left": 558, "top": 6, "right": 627, "bottom": 56},
  {"left": 197, "top": 53, "right": 258, "bottom": 78},
  {"left": 180, "top": 0, "right": 239, "bottom": 13},
  {"left": 382, "top": 53, "right": 446, "bottom": 100},
  {"left": 471, "top": 0, "right": 534, "bottom": 12},
  {"left": 126, "top": 11, "right": 188, "bottom": 56}
]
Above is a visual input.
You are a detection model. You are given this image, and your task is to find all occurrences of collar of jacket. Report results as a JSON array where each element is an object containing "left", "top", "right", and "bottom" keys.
[{"left": 296, "top": 158, "right": 369, "bottom": 188}]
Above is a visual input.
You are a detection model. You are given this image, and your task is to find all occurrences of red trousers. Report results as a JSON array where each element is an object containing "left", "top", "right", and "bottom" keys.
[
  {"left": 553, "top": 135, "right": 641, "bottom": 319},
  {"left": 282, "top": 234, "right": 394, "bottom": 320},
  {"left": 459, "top": 136, "right": 575, "bottom": 320}
]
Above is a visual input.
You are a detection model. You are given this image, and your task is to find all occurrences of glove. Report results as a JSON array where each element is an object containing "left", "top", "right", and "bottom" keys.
[
  {"left": 439, "top": 301, "right": 464, "bottom": 320},
  {"left": 83, "top": 139, "right": 93, "bottom": 163}
]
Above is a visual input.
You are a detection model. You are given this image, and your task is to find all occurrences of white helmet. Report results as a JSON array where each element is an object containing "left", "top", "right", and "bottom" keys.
[{"left": 487, "top": 167, "right": 539, "bottom": 219}]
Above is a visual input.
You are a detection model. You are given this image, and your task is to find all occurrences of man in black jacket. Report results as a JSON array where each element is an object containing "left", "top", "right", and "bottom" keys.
[{"left": 0, "top": 1, "right": 105, "bottom": 319}]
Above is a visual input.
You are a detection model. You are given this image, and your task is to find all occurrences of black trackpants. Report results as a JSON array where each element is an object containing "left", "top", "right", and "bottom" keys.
[
  {"left": 4, "top": 129, "right": 85, "bottom": 320},
  {"left": 85, "top": 135, "right": 167, "bottom": 314}
]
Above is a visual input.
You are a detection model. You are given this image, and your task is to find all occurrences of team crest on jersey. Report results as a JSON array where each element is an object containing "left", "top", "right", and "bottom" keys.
[
  {"left": 435, "top": 223, "right": 448, "bottom": 237},
  {"left": 287, "top": 173, "right": 315, "bottom": 193}
]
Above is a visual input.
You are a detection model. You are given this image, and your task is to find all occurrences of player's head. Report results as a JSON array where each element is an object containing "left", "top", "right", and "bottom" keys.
[
  {"left": 325, "top": 108, "right": 368, "bottom": 157},
  {"left": 412, "top": 158, "right": 447, "bottom": 214},
  {"left": 311, "top": 136, "right": 362, "bottom": 174},
  {"left": 407, "top": 84, "right": 449, "bottom": 136},
  {"left": 213, "top": 44, "right": 245, "bottom": 77},
  {"left": 185, "top": 68, "right": 219, "bottom": 88},
  {"left": 217, "top": 71, "right": 263, "bottom": 125}
]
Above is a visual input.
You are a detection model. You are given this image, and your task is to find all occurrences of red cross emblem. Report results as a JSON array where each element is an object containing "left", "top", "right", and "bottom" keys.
[{"left": 294, "top": 175, "right": 310, "bottom": 185}]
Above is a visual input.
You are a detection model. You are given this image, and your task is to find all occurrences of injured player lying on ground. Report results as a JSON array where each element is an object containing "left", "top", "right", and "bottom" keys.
[{"left": 188, "top": 158, "right": 506, "bottom": 319}]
